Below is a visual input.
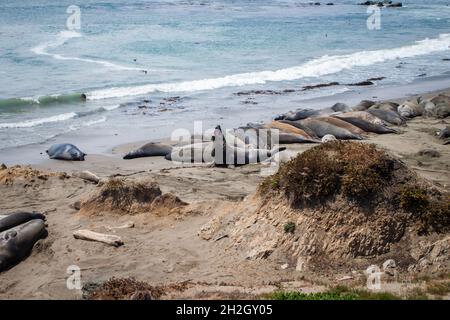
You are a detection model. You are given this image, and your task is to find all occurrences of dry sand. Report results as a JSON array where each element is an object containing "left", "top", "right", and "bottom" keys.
[{"left": 0, "top": 91, "right": 449, "bottom": 299}]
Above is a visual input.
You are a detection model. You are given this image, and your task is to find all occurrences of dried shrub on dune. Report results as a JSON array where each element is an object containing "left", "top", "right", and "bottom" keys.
[
  {"left": 79, "top": 178, "right": 187, "bottom": 215},
  {"left": 259, "top": 141, "right": 449, "bottom": 234}
]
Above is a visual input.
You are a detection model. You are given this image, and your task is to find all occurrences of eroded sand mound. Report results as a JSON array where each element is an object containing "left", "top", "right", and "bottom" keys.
[
  {"left": 0, "top": 164, "right": 68, "bottom": 185},
  {"left": 206, "top": 142, "right": 449, "bottom": 274},
  {"left": 79, "top": 178, "right": 187, "bottom": 216}
]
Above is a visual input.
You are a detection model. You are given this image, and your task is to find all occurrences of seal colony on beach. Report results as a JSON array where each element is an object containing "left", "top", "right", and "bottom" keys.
[{"left": 44, "top": 93, "right": 450, "bottom": 167}]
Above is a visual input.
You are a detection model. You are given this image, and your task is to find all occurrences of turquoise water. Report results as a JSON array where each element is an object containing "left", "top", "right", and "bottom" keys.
[{"left": 1, "top": 0, "right": 450, "bottom": 150}]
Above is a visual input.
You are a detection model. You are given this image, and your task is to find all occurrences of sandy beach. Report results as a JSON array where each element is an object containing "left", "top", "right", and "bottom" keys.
[{"left": 0, "top": 79, "right": 449, "bottom": 300}]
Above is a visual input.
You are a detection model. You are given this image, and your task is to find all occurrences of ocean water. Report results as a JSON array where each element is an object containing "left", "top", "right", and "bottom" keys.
[{"left": 1, "top": 0, "right": 450, "bottom": 152}]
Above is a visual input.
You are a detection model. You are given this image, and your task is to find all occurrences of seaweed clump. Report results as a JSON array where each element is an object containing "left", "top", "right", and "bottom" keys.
[{"left": 87, "top": 277, "right": 163, "bottom": 300}]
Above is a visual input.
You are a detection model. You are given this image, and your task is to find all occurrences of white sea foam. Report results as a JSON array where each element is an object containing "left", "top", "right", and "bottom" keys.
[
  {"left": 0, "top": 104, "right": 117, "bottom": 129},
  {"left": 31, "top": 30, "right": 142, "bottom": 71},
  {"left": 86, "top": 34, "right": 450, "bottom": 100},
  {"left": 0, "top": 112, "right": 77, "bottom": 129}
]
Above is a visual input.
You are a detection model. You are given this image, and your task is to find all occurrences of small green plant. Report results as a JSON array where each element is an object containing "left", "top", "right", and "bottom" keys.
[
  {"left": 284, "top": 222, "right": 296, "bottom": 234},
  {"left": 426, "top": 282, "right": 450, "bottom": 296},
  {"left": 266, "top": 286, "right": 402, "bottom": 300},
  {"left": 399, "top": 187, "right": 429, "bottom": 213}
]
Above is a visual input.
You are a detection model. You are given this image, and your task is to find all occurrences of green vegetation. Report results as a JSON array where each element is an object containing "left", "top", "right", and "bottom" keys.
[
  {"left": 399, "top": 187, "right": 429, "bottom": 213},
  {"left": 426, "top": 281, "right": 450, "bottom": 296},
  {"left": 283, "top": 222, "right": 296, "bottom": 234},
  {"left": 266, "top": 286, "right": 401, "bottom": 300}
]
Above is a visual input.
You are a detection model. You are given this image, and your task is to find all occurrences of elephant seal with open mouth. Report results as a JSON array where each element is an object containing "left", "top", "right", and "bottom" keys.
[{"left": 213, "top": 125, "right": 285, "bottom": 166}]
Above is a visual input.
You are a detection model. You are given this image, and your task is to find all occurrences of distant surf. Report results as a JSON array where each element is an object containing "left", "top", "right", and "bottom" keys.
[
  {"left": 0, "top": 93, "right": 87, "bottom": 109},
  {"left": 0, "top": 105, "right": 119, "bottom": 129},
  {"left": 86, "top": 34, "right": 450, "bottom": 100},
  {"left": 31, "top": 30, "right": 142, "bottom": 72}
]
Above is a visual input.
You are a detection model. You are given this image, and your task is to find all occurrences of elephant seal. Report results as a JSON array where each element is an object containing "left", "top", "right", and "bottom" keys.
[
  {"left": 314, "top": 116, "right": 366, "bottom": 135},
  {"left": 46, "top": 143, "right": 86, "bottom": 161},
  {"left": 277, "top": 120, "right": 319, "bottom": 138},
  {"left": 213, "top": 125, "right": 285, "bottom": 166},
  {"left": 274, "top": 104, "right": 349, "bottom": 122},
  {"left": 0, "top": 212, "right": 46, "bottom": 233},
  {"left": 429, "top": 95, "right": 450, "bottom": 118},
  {"left": 265, "top": 121, "right": 315, "bottom": 139},
  {"left": 330, "top": 103, "right": 351, "bottom": 112},
  {"left": 165, "top": 142, "right": 214, "bottom": 163},
  {"left": 232, "top": 126, "right": 318, "bottom": 145},
  {"left": 0, "top": 219, "right": 48, "bottom": 272},
  {"left": 335, "top": 111, "right": 387, "bottom": 126},
  {"left": 352, "top": 100, "right": 375, "bottom": 111},
  {"left": 397, "top": 100, "right": 424, "bottom": 118},
  {"left": 333, "top": 116, "right": 397, "bottom": 134},
  {"left": 299, "top": 118, "right": 363, "bottom": 140},
  {"left": 274, "top": 108, "right": 321, "bottom": 121},
  {"left": 370, "top": 102, "right": 400, "bottom": 113},
  {"left": 367, "top": 108, "right": 406, "bottom": 126},
  {"left": 123, "top": 142, "right": 173, "bottom": 159}
]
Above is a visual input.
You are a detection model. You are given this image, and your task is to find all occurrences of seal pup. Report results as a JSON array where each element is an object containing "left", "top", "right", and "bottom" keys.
[
  {"left": 276, "top": 120, "right": 319, "bottom": 139},
  {"left": 0, "top": 212, "right": 46, "bottom": 233},
  {"left": 299, "top": 118, "right": 363, "bottom": 140},
  {"left": 0, "top": 219, "right": 48, "bottom": 272},
  {"left": 213, "top": 125, "right": 285, "bottom": 166},
  {"left": 46, "top": 143, "right": 86, "bottom": 161},
  {"left": 123, "top": 142, "right": 173, "bottom": 159},
  {"left": 322, "top": 134, "right": 337, "bottom": 143}
]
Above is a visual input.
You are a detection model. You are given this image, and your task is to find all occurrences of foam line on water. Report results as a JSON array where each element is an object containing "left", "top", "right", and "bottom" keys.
[
  {"left": 31, "top": 30, "right": 142, "bottom": 71},
  {"left": 86, "top": 33, "right": 450, "bottom": 100}
]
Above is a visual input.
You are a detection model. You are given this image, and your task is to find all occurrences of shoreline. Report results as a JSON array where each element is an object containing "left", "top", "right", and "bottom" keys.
[{"left": 2, "top": 73, "right": 450, "bottom": 167}]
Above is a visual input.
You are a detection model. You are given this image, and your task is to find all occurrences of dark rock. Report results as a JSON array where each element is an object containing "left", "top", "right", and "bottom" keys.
[
  {"left": 301, "top": 82, "right": 340, "bottom": 91},
  {"left": 347, "top": 80, "right": 374, "bottom": 86},
  {"left": 417, "top": 149, "right": 441, "bottom": 158}
]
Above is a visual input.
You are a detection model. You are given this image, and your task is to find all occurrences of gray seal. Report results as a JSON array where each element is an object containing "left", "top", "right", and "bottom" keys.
[
  {"left": 0, "top": 212, "right": 46, "bottom": 233},
  {"left": 46, "top": 143, "right": 86, "bottom": 161},
  {"left": 123, "top": 142, "right": 173, "bottom": 159},
  {"left": 0, "top": 219, "right": 48, "bottom": 272}
]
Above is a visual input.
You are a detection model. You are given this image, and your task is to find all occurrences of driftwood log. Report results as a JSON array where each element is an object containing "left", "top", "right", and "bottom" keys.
[{"left": 73, "top": 229, "right": 124, "bottom": 247}]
